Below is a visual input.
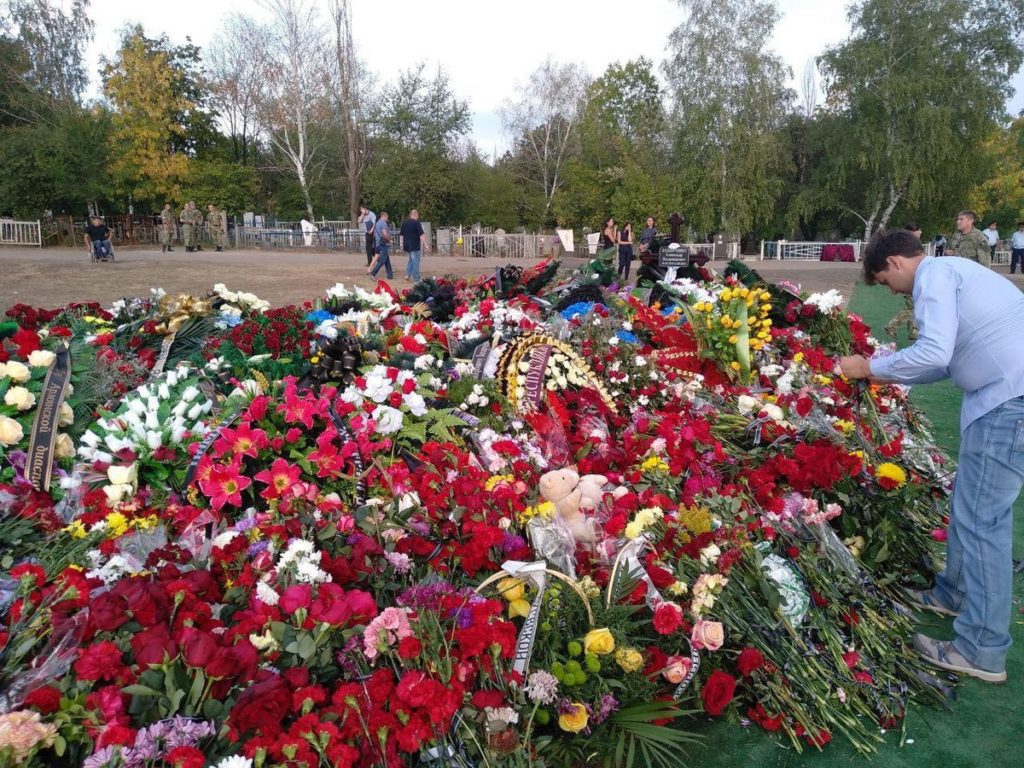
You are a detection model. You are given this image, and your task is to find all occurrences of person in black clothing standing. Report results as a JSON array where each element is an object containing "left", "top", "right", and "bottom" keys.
[
  {"left": 399, "top": 209, "right": 428, "bottom": 282},
  {"left": 617, "top": 222, "right": 634, "bottom": 282},
  {"left": 359, "top": 203, "right": 376, "bottom": 267}
]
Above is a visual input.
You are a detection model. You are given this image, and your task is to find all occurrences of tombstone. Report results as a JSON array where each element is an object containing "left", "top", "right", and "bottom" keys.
[
  {"left": 244, "top": 212, "right": 255, "bottom": 227},
  {"left": 668, "top": 212, "right": 685, "bottom": 244},
  {"left": 436, "top": 227, "right": 451, "bottom": 253}
]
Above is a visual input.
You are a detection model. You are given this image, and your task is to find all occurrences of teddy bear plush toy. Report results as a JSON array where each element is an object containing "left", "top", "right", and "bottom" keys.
[{"left": 538, "top": 467, "right": 626, "bottom": 544}]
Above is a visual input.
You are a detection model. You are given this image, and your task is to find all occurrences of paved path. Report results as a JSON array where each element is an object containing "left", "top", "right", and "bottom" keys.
[{"left": 2, "top": 246, "right": 1020, "bottom": 309}]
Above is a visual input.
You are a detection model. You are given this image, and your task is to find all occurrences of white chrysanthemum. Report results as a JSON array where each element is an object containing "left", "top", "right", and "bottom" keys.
[
  {"left": 216, "top": 756, "right": 254, "bottom": 768},
  {"left": 255, "top": 581, "right": 280, "bottom": 606}
]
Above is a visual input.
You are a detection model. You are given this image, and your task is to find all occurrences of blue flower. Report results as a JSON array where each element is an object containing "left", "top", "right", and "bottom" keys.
[
  {"left": 615, "top": 330, "right": 639, "bottom": 343},
  {"left": 560, "top": 302, "right": 605, "bottom": 321},
  {"left": 305, "top": 309, "right": 333, "bottom": 324}
]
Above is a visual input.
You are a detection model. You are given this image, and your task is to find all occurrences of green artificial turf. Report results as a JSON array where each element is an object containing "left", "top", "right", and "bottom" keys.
[{"left": 681, "top": 283, "right": 1024, "bottom": 768}]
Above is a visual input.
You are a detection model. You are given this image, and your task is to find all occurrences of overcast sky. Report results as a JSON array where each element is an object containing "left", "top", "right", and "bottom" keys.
[{"left": 83, "top": 0, "right": 1024, "bottom": 158}]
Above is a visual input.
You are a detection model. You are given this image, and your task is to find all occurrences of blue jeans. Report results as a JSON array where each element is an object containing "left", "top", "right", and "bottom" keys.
[
  {"left": 933, "top": 396, "right": 1024, "bottom": 672},
  {"left": 405, "top": 250, "right": 421, "bottom": 281},
  {"left": 370, "top": 244, "right": 392, "bottom": 279}
]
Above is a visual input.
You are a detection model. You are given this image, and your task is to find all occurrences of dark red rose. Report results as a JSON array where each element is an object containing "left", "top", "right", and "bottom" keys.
[
  {"left": 232, "top": 639, "right": 260, "bottom": 683},
  {"left": 279, "top": 584, "right": 312, "bottom": 615},
  {"left": 205, "top": 646, "right": 241, "bottom": 679},
  {"left": 88, "top": 591, "right": 129, "bottom": 633},
  {"left": 117, "top": 581, "right": 167, "bottom": 627},
  {"left": 736, "top": 647, "right": 766, "bottom": 677},
  {"left": 131, "top": 626, "right": 178, "bottom": 667},
  {"left": 229, "top": 676, "right": 291, "bottom": 736},
  {"left": 179, "top": 628, "right": 218, "bottom": 668},
  {"left": 700, "top": 670, "right": 736, "bottom": 717}
]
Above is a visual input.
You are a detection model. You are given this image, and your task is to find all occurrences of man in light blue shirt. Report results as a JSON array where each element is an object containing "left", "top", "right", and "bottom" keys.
[
  {"left": 1010, "top": 221, "right": 1024, "bottom": 275},
  {"left": 840, "top": 229, "right": 1024, "bottom": 683}
]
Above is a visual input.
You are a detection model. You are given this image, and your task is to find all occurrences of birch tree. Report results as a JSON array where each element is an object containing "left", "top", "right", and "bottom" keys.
[
  {"left": 208, "top": 15, "right": 270, "bottom": 166},
  {"left": 500, "top": 59, "right": 590, "bottom": 222},
  {"left": 256, "top": 0, "right": 333, "bottom": 220},
  {"left": 328, "top": 0, "right": 368, "bottom": 224},
  {"left": 664, "top": 0, "right": 792, "bottom": 235},
  {"left": 818, "top": 0, "right": 1024, "bottom": 239}
]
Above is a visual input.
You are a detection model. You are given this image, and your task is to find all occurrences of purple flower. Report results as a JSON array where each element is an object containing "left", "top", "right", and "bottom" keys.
[{"left": 592, "top": 694, "right": 620, "bottom": 725}]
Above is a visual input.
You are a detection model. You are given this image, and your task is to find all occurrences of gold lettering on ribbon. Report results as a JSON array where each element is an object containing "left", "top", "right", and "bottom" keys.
[
  {"left": 24, "top": 344, "right": 72, "bottom": 492},
  {"left": 522, "top": 345, "right": 552, "bottom": 410}
]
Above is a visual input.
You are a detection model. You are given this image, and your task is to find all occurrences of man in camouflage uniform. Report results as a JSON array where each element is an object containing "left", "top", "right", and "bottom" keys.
[
  {"left": 948, "top": 210, "right": 990, "bottom": 267},
  {"left": 189, "top": 202, "right": 204, "bottom": 251},
  {"left": 179, "top": 203, "right": 194, "bottom": 252},
  {"left": 206, "top": 204, "right": 226, "bottom": 252},
  {"left": 159, "top": 203, "right": 175, "bottom": 252}
]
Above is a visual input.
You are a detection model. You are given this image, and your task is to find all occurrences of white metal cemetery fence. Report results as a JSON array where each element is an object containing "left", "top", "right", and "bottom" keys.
[
  {"left": 0, "top": 219, "right": 42, "bottom": 247},
  {"left": 759, "top": 241, "right": 864, "bottom": 261}
]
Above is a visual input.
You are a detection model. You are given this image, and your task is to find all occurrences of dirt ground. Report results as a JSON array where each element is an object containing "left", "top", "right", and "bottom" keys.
[{"left": 3, "top": 245, "right": 1023, "bottom": 310}]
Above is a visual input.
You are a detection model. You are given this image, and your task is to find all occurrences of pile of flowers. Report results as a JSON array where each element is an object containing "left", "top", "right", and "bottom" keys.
[{"left": 0, "top": 260, "right": 956, "bottom": 767}]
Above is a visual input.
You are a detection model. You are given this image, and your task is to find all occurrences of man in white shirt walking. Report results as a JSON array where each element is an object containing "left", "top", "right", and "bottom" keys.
[{"left": 1010, "top": 221, "right": 1024, "bottom": 275}]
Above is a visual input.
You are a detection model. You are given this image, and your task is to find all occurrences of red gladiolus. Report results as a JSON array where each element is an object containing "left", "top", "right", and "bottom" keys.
[
  {"left": 253, "top": 457, "right": 302, "bottom": 500},
  {"left": 199, "top": 460, "right": 252, "bottom": 510}
]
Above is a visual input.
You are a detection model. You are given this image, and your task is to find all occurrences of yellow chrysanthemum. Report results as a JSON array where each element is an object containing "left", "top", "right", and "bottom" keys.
[
  {"left": 63, "top": 520, "right": 87, "bottom": 540},
  {"left": 485, "top": 474, "right": 515, "bottom": 491},
  {"left": 876, "top": 462, "right": 907, "bottom": 489},
  {"left": 105, "top": 512, "right": 130, "bottom": 538},
  {"left": 615, "top": 647, "right": 645, "bottom": 673},
  {"left": 640, "top": 456, "right": 670, "bottom": 473}
]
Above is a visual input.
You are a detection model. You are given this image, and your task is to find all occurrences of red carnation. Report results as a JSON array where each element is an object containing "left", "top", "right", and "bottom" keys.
[
  {"left": 23, "top": 686, "right": 62, "bottom": 714},
  {"left": 736, "top": 647, "right": 766, "bottom": 676},
  {"left": 652, "top": 601, "right": 684, "bottom": 635},
  {"left": 166, "top": 746, "right": 206, "bottom": 768},
  {"left": 73, "top": 641, "right": 124, "bottom": 681},
  {"left": 700, "top": 670, "right": 736, "bottom": 716}
]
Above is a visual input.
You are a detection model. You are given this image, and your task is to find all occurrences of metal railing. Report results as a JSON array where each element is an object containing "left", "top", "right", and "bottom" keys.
[
  {"left": 0, "top": 219, "right": 42, "bottom": 247},
  {"left": 452, "top": 232, "right": 544, "bottom": 259},
  {"left": 760, "top": 241, "right": 863, "bottom": 261}
]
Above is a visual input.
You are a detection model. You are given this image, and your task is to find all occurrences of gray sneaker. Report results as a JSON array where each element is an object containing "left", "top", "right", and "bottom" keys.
[
  {"left": 904, "top": 588, "right": 960, "bottom": 617},
  {"left": 912, "top": 633, "right": 1006, "bottom": 683}
]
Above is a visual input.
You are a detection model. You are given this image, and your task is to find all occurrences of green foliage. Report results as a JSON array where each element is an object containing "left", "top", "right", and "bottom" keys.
[
  {"left": 182, "top": 157, "right": 260, "bottom": 216},
  {"left": 816, "top": 0, "right": 1024, "bottom": 237}
]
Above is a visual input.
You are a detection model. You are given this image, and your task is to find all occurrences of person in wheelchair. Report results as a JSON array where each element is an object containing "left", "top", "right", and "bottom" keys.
[{"left": 84, "top": 215, "right": 114, "bottom": 261}]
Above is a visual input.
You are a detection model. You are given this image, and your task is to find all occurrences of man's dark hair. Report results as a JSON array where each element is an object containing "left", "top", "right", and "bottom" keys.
[
  {"left": 862, "top": 229, "right": 925, "bottom": 285},
  {"left": 904, "top": 221, "right": 920, "bottom": 232}
]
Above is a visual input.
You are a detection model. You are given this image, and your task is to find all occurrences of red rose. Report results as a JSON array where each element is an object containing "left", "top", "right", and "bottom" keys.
[
  {"left": 131, "top": 626, "right": 178, "bottom": 667},
  {"left": 279, "top": 584, "right": 313, "bottom": 615},
  {"left": 736, "top": 647, "right": 766, "bottom": 677},
  {"left": 345, "top": 589, "right": 378, "bottom": 623},
  {"left": 229, "top": 676, "right": 292, "bottom": 736},
  {"left": 206, "top": 646, "right": 241, "bottom": 680},
  {"left": 23, "top": 686, "right": 62, "bottom": 714},
  {"left": 309, "top": 583, "right": 353, "bottom": 626},
  {"left": 166, "top": 746, "right": 205, "bottom": 768},
  {"left": 179, "top": 628, "right": 218, "bottom": 668},
  {"left": 652, "top": 602, "right": 684, "bottom": 635},
  {"left": 87, "top": 591, "right": 129, "bottom": 634},
  {"left": 700, "top": 670, "right": 736, "bottom": 717},
  {"left": 117, "top": 580, "right": 167, "bottom": 627}
]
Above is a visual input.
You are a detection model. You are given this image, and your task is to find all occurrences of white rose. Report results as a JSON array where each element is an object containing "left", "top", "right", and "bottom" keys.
[
  {"left": 0, "top": 415, "right": 24, "bottom": 445},
  {"left": 5, "top": 386, "right": 36, "bottom": 411},
  {"left": 737, "top": 395, "right": 758, "bottom": 414},
  {"left": 28, "top": 350, "right": 55, "bottom": 368},
  {"left": 107, "top": 463, "right": 138, "bottom": 486},
  {"left": 54, "top": 433, "right": 75, "bottom": 458},
  {"left": 372, "top": 404, "right": 404, "bottom": 435},
  {"left": 59, "top": 402, "right": 74, "bottom": 426},
  {"left": 103, "top": 483, "right": 132, "bottom": 504},
  {"left": 2, "top": 361, "right": 30, "bottom": 383}
]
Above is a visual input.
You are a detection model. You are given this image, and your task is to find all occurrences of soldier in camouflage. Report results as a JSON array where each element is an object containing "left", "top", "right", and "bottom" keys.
[
  {"left": 207, "top": 204, "right": 226, "bottom": 252},
  {"left": 179, "top": 204, "right": 193, "bottom": 252},
  {"left": 159, "top": 203, "right": 175, "bottom": 252},
  {"left": 948, "top": 210, "right": 990, "bottom": 267}
]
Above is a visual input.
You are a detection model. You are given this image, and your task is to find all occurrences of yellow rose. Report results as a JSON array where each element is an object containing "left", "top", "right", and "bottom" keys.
[
  {"left": 27, "top": 350, "right": 55, "bottom": 368},
  {"left": 498, "top": 577, "right": 525, "bottom": 603},
  {"left": 1, "top": 361, "right": 30, "bottom": 383},
  {"left": 583, "top": 628, "right": 616, "bottom": 656},
  {"left": 0, "top": 415, "right": 24, "bottom": 446},
  {"left": 509, "top": 598, "right": 531, "bottom": 618},
  {"left": 4, "top": 386, "right": 36, "bottom": 411},
  {"left": 557, "top": 702, "right": 589, "bottom": 733},
  {"left": 615, "top": 647, "right": 644, "bottom": 673},
  {"left": 59, "top": 402, "right": 74, "bottom": 427}
]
